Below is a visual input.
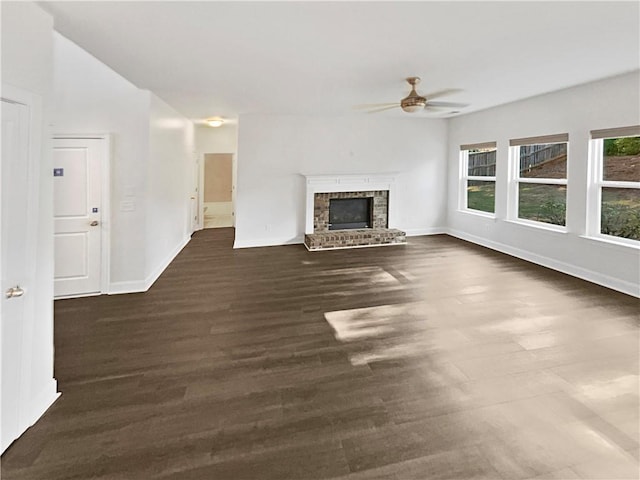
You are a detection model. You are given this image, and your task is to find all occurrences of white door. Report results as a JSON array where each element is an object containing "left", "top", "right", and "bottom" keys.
[
  {"left": 53, "top": 138, "right": 103, "bottom": 297},
  {"left": 1, "top": 98, "right": 36, "bottom": 451}
]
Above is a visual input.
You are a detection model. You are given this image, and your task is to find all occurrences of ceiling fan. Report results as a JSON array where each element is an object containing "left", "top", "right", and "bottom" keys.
[{"left": 357, "top": 77, "right": 468, "bottom": 114}]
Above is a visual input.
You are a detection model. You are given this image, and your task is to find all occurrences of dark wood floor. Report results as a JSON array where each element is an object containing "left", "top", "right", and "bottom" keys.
[{"left": 2, "top": 228, "right": 639, "bottom": 479}]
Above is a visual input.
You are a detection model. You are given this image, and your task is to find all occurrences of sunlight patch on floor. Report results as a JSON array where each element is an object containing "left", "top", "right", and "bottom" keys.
[
  {"left": 483, "top": 315, "right": 559, "bottom": 335},
  {"left": 578, "top": 375, "right": 639, "bottom": 401},
  {"left": 324, "top": 302, "right": 468, "bottom": 366},
  {"left": 315, "top": 266, "right": 400, "bottom": 286}
]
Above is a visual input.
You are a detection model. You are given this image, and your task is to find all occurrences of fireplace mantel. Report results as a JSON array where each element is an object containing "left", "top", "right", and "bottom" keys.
[{"left": 302, "top": 173, "right": 399, "bottom": 234}]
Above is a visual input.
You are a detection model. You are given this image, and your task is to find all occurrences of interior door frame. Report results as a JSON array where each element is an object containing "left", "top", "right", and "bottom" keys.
[
  {"left": 199, "top": 152, "right": 236, "bottom": 229},
  {"left": 53, "top": 134, "right": 111, "bottom": 296},
  {"left": 198, "top": 153, "right": 205, "bottom": 231},
  {"left": 192, "top": 154, "right": 201, "bottom": 233}
]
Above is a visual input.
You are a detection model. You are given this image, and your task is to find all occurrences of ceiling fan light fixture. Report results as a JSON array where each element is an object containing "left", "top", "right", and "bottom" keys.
[
  {"left": 400, "top": 96, "right": 427, "bottom": 113},
  {"left": 401, "top": 102, "right": 425, "bottom": 113}
]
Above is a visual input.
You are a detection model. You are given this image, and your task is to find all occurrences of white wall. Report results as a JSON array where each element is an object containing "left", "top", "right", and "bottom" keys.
[
  {"left": 235, "top": 115, "right": 448, "bottom": 248},
  {"left": 195, "top": 124, "right": 238, "bottom": 155},
  {"left": 447, "top": 71, "right": 640, "bottom": 296},
  {"left": 146, "top": 94, "right": 194, "bottom": 282},
  {"left": 52, "top": 33, "right": 150, "bottom": 287},
  {"left": 52, "top": 33, "right": 196, "bottom": 292},
  {"left": 1, "top": 0, "right": 58, "bottom": 447}
]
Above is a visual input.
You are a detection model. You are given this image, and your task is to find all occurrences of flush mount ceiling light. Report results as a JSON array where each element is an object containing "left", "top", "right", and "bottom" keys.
[{"left": 206, "top": 118, "right": 224, "bottom": 127}]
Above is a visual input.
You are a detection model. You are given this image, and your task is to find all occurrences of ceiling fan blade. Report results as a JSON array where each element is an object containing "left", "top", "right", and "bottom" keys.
[
  {"left": 353, "top": 103, "right": 398, "bottom": 110},
  {"left": 426, "top": 100, "right": 469, "bottom": 108},
  {"left": 424, "top": 110, "right": 454, "bottom": 116},
  {"left": 366, "top": 104, "right": 401, "bottom": 114},
  {"left": 423, "top": 88, "right": 464, "bottom": 100}
]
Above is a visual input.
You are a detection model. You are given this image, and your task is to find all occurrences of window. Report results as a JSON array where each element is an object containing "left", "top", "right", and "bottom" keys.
[
  {"left": 460, "top": 142, "right": 496, "bottom": 214},
  {"left": 510, "top": 134, "right": 568, "bottom": 227},
  {"left": 590, "top": 126, "right": 640, "bottom": 242}
]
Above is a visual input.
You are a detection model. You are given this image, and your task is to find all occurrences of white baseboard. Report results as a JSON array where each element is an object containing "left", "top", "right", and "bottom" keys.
[
  {"left": 25, "top": 379, "right": 60, "bottom": 428},
  {"left": 144, "top": 236, "right": 190, "bottom": 290},
  {"left": 108, "top": 236, "right": 191, "bottom": 295},
  {"left": 108, "top": 279, "right": 148, "bottom": 295},
  {"left": 54, "top": 291, "right": 101, "bottom": 300},
  {"left": 233, "top": 235, "right": 304, "bottom": 249},
  {"left": 446, "top": 228, "right": 639, "bottom": 298},
  {"left": 2, "top": 380, "right": 60, "bottom": 454},
  {"left": 403, "top": 227, "right": 447, "bottom": 237}
]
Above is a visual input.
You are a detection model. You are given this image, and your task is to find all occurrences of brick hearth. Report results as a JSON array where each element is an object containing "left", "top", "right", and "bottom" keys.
[{"left": 304, "top": 228, "right": 406, "bottom": 251}]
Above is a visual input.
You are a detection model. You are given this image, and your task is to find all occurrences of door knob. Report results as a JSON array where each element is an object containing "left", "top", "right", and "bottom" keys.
[
  {"left": 90, "top": 220, "right": 99, "bottom": 226},
  {"left": 5, "top": 286, "right": 24, "bottom": 299}
]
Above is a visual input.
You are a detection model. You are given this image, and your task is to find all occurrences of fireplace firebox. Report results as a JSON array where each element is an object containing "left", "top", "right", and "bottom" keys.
[
  {"left": 329, "top": 197, "right": 372, "bottom": 230},
  {"left": 312, "top": 190, "right": 389, "bottom": 232}
]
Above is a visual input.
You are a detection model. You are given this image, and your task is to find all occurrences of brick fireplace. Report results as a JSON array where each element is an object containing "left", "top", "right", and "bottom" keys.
[{"left": 302, "top": 174, "right": 406, "bottom": 250}]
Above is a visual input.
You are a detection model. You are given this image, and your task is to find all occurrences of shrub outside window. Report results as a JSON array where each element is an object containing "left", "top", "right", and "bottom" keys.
[
  {"left": 591, "top": 126, "right": 640, "bottom": 242},
  {"left": 510, "top": 134, "right": 568, "bottom": 227},
  {"left": 460, "top": 142, "right": 496, "bottom": 214}
]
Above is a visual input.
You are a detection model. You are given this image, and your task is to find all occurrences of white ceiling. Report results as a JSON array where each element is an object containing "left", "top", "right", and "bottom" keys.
[{"left": 40, "top": 1, "right": 639, "bottom": 123}]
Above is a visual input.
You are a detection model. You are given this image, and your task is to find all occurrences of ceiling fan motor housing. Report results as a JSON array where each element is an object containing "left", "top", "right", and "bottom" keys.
[
  {"left": 401, "top": 94, "right": 427, "bottom": 112},
  {"left": 401, "top": 76, "right": 427, "bottom": 112}
]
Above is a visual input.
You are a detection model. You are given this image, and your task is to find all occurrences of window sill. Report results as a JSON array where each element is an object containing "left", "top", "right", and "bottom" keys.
[
  {"left": 579, "top": 234, "right": 640, "bottom": 250},
  {"left": 457, "top": 209, "right": 496, "bottom": 219},
  {"left": 504, "top": 218, "right": 568, "bottom": 234}
]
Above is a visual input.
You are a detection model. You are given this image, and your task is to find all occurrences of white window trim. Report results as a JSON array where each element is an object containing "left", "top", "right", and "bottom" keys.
[
  {"left": 601, "top": 181, "right": 640, "bottom": 189},
  {"left": 460, "top": 148, "right": 496, "bottom": 216},
  {"left": 581, "top": 233, "right": 640, "bottom": 249},
  {"left": 518, "top": 177, "right": 567, "bottom": 186},
  {"left": 457, "top": 208, "right": 496, "bottom": 219},
  {"left": 587, "top": 137, "right": 640, "bottom": 244},
  {"left": 509, "top": 143, "right": 568, "bottom": 229},
  {"left": 459, "top": 150, "right": 468, "bottom": 210},
  {"left": 504, "top": 218, "right": 568, "bottom": 233},
  {"left": 468, "top": 176, "right": 497, "bottom": 182}
]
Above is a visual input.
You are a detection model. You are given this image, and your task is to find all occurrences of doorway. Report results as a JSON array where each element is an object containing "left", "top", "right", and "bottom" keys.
[
  {"left": 53, "top": 136, "right": 110, "bottom": 298},
  {"left": 203, "top": 153, "right": 234, "bottom": 228}
]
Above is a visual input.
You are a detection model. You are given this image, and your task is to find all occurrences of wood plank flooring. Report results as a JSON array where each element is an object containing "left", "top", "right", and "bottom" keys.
[{"left": 2, "top": 228, "right": 638, "bottom": 479}]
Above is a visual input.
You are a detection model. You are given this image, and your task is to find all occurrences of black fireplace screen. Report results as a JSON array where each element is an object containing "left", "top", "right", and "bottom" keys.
[{"left": 329, "top": 198, "right": 372, "bottom": 230}]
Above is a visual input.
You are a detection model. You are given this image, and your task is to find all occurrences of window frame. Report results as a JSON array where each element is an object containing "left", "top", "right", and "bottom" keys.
[
  {"left": 459, "top": 142, "right": 497, "bottom": 217},
  {"left": 509, "top": 134, "right": 569, "bottom": 230},
  {"left": 587, "top": 129, "right": 640, "bottom": 246}
]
